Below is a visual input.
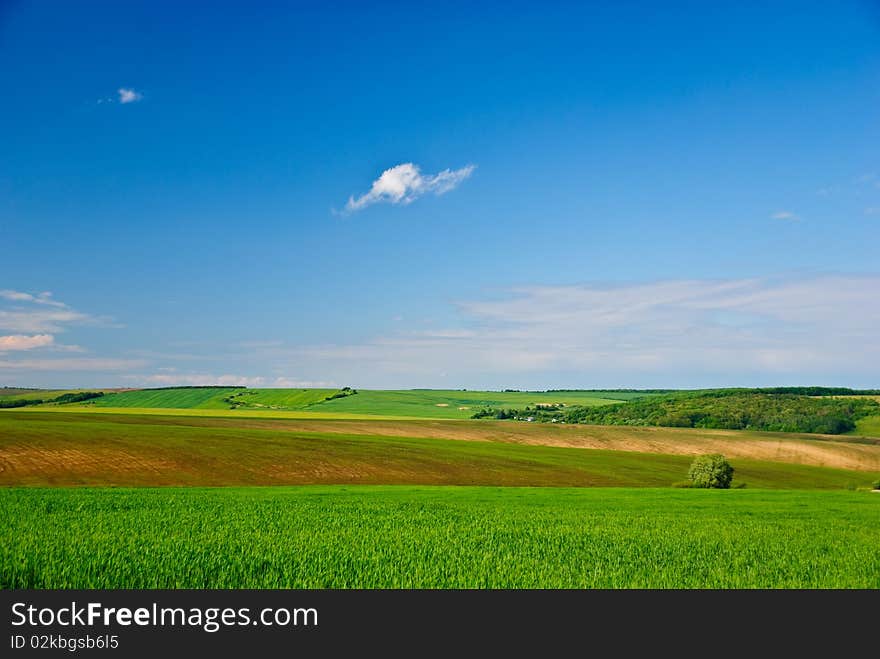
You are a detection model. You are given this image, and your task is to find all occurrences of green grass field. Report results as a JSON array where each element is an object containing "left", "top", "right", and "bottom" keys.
[
  {"left": 2, "top": 486, "right": 877, "bottom": 588},
  {"left": 0, "top": 389, "right": 101, "bottom": 402},
  {"left": 4, "top": 389, "right": 879, "bottom": 590},
  {"left": 226, "top": 388, "right": 344, "bottom": 408},
  {"left": 310, "top": 389, "right": 627, "bottom": 418},
  {"left": 2, "top": 411, "right": 876, "bottom": 488},
  {"left": 852, "top": 415, "right": 880, "bottom": 437},
  {"left": 82, "top": 387, "right": 644, "bottom": 418},
  {"left": 91, "top": 387, "right": 243, "bottom": 409}
]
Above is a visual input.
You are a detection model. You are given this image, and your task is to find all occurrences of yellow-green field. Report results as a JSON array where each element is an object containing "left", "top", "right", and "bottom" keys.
[
  {"left": 852, "top": 415, "right": 880, "bottom": 437},
  {"left": 79, "top": 387, "right": 646, "bottom": 418}
]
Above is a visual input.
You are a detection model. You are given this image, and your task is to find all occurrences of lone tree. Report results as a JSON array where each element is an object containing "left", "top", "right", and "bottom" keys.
[{"left": 688, "top": 454, "right": 734, "bottom": 489}]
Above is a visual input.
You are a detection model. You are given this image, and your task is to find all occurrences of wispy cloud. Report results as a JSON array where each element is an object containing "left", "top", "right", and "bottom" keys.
[
  {"left": 0, "top": 290, "right": 104, "bottom": 333},
  {"left": 865, "top": 207, "right": 880, "bottom": 216},
  {"left": 123, "top": 373, "right": 336, "bottom": 388},
  {"left": 118, "top": 87, "right": 142, "bottom": 104},
  {"left": 0, "top": 358, "right": 145, "bottom": 371},
  {"left": 771, "top": 211, "right": 799, "bottom": 221},
  {"left": 344, "top": 162, "right": 475, "bottom": 213},
  {"left": 0, "top": 334, "right": 54, "bottom": 351},
  {"left": 0, "top": 291, "right": 115, "bottom": 374},
  {"left": 0, "top": 290, "right": 66, "bottom": 307},
  {"left": 0, "top": 309, "right": 93, "bottom": 333},
  {"left": 275, "top": 275, "right": 880, "bottom": 386}
]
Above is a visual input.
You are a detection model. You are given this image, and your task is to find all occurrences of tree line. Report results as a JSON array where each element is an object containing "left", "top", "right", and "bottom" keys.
[{"left": 472, "top": 390, "right": 880, "bottom": 435}]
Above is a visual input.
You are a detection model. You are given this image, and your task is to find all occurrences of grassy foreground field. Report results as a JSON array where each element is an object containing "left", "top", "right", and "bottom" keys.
[
  {"left": 2, "top": 486, "right": 877, "bottom": 588},
  {"left": 2, "top": 411, "right": 878, "bottom": 488}
]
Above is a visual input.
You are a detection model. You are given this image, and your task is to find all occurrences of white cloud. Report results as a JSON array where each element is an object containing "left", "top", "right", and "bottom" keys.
[
  {"left": 278, "top": 275, "right": 880, "bottom": 385},
  {"left": 271, "top": 376, "right": 337, "bottom": 388},
  {"left": 0, "top": 290, "right": 66, "bottom": 307},
  {"left": 0, "top": 334, "right": 54, "bottom": 351},
  {"left": 0, "top": 358, "right": 145, "bottom": 371},
  {"left": 123, "top": 373, "right": 336, "bottom": 388},
  {"left": 118, "top": 88, "right": 142, "bottom": 104},
  {"left": 771, "top": 211, "right": 799, "bottom": 221},
  {"left": 0, "top": 291, "right": 118, "bottom": 379},
  {"left": 0, "top": 309, "right": 95, "bottom": 333},
  {"left": 865, "top": 207, "right": 880, "bottom": 216},
  {"left": 0, "top": 290, "right": 112, "bottom": 333},
  {"left": 345, "top": 162, "right": 475, "bottom": 213}
]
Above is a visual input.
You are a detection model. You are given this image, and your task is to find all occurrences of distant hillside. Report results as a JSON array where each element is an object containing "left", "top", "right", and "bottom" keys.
[
  {"left": 474, "top": 391, "right": 880, "bottom": 435},
  {"left": 0, "top": 390, "right": 104, "bottom": 408},
  {"left": 92, "top": 387, "right": 245, "bottom": 409},
  {"left": 41, "top": 387, "right": 643, "bottom": 418},
  {"left": 10, "top": 385, "right": 879, "bottom": 424}
]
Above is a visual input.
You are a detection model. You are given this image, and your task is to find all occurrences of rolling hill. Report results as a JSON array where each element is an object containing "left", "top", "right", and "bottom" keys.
[{"left": 1, "top": 411, "right": 877, "bottom": 488}]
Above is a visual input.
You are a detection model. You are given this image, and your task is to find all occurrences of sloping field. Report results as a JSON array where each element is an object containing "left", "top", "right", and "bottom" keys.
[
  {"left": 11, "top": 410, "right": 877, "bottom": 471},
  {"left": 92, "top": 387, "right": 342, "bottom": 410},
  {"left": 0, "top": 388, "right": 49, "bottom": 398},
  {"left": 2, "top": 487, "right": 878, "bottom": 588},
  {"left": 0, "top": 389, "right": 98, "bottom": 402},
  {"left": 227, "top": 388, "right": 342, "bottom": 409},
  {"left": 80, "top": 387, "right": 642, "bottom": 417},
  {"left": 310, "top": 389, "right": 628, "bottom": 418},
  {"left": 10, "top": 405, "right": 421, "bottom": 421},
  {"left": 851, "top": 415, "right": 880, "bottom": 438},
  {"left": 92, "top": 387, "right": 242, "bottom": 409},
  {"left": 0, "top": 412, "right": 876, "bottom": 488}
]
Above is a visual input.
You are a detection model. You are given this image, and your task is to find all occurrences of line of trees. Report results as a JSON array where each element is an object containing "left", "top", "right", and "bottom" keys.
[{"left": 473, "top": 391, "right": 880, "bottom": 435}]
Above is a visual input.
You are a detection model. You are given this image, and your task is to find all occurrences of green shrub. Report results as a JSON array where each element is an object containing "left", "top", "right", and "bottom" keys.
[{"left": 687, "top": 454, "right": 734, "bottom": 489}]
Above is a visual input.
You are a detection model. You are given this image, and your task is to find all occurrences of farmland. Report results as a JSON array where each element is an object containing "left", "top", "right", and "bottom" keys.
[
  {"left": 89, "top": 387, "right": 245, "bottom": 409},
  {"left": 2, "top": 387, "right": 879, "bottom": 590},
  {"left": 2, "top": 486, "right": 877, "bottom": 588},
  {"left": 2, "top": 411, "right": 879, "bottom": 487},
  {"left": 81, "top": 387, "right": 648, "bottom": 418}
]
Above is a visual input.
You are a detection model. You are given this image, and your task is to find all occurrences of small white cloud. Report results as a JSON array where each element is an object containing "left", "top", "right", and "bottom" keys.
[
  {"left": 0, "top": 334, "right": 54, "bottom": 351},
  {"left": 118, "top": 88, "right": 142, "bottom": 104},
  {"left": 865, "top": 207, "right": 880, "bottom": 216},
  {"left": 771, "top": 211, "right": 799, "bottom": 221},
  {"left": 345, "top": 162, "right": 475, "bottom": 213}
]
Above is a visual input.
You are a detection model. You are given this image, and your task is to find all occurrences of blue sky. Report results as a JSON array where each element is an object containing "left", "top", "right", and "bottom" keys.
[{"left": 2, "top": 0, "right": 879, "bottom": 389}]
